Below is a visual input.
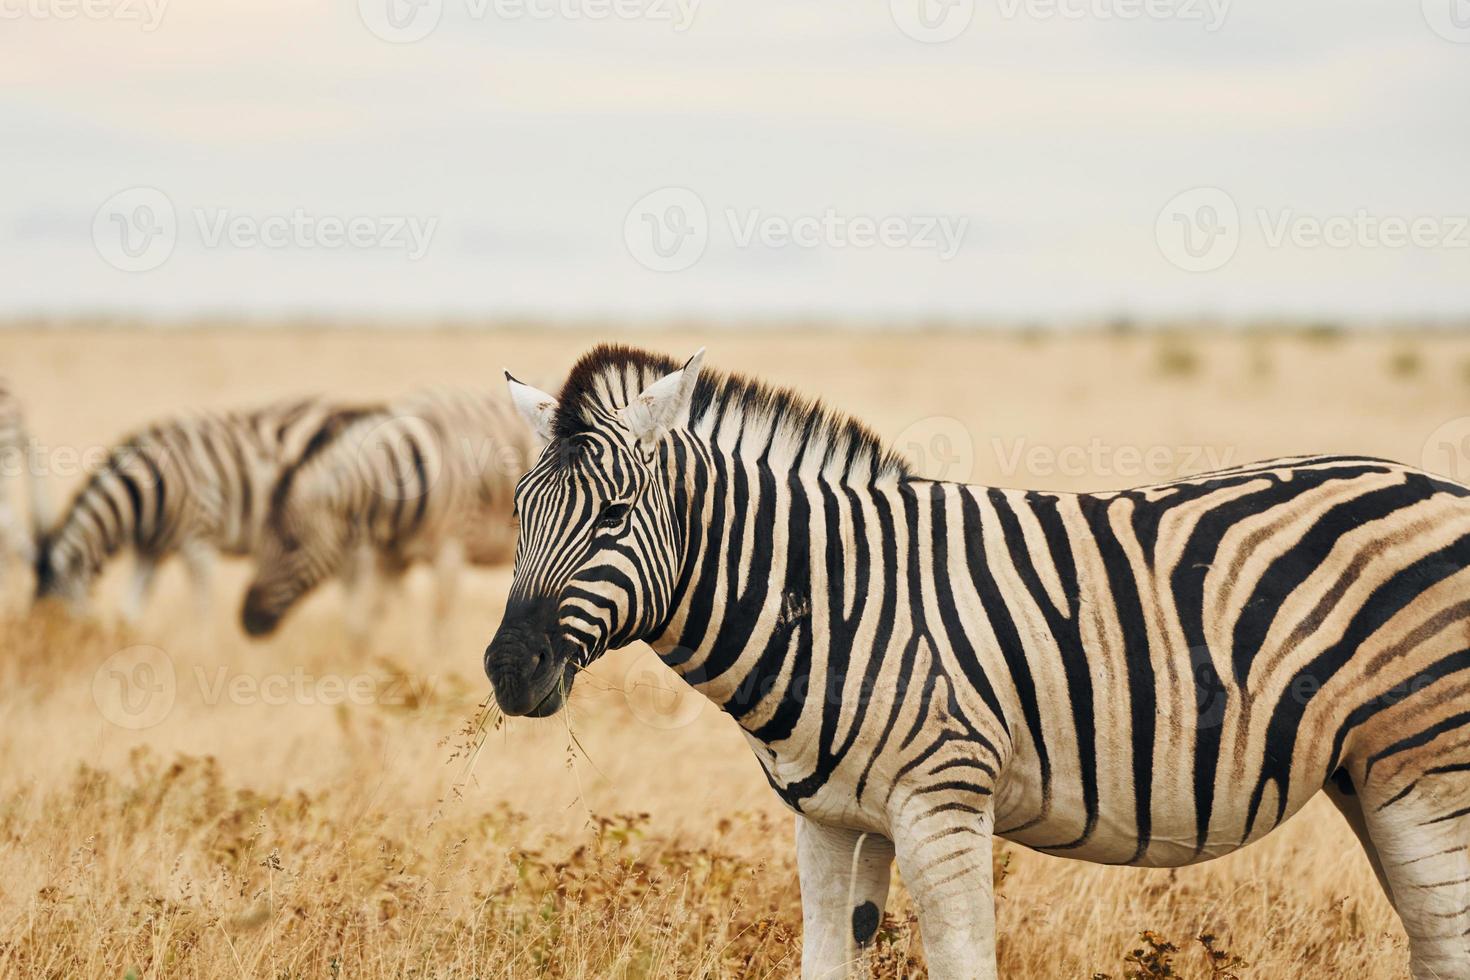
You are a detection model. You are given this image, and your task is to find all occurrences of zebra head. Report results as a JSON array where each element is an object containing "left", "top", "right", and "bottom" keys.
[
  {"left": 485, "top": 348, "right": 705, "bottom": 717},
  {"left": 32, "top": 528, "right": 91, "bottom": 613},
  {"left": 241, "top": 460, "right": 354, "bottom": 638}
]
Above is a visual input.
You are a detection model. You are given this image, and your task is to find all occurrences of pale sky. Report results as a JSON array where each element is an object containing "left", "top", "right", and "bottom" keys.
[{"left": 2, "top": 0, "right": 1467, "bottom": 322}]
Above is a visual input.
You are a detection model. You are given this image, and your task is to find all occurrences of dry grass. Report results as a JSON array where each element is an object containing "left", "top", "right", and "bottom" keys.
[{"left": 5, "top": 324, "right": 1469, "bottom": 977}]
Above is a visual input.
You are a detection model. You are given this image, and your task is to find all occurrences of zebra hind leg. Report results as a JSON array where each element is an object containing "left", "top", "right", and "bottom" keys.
[
  {"left": 1358, "top": 760, "right": 1470, "bottom": 979},
  {"left": 1324, "top": 769, "right": 1396, "bottom": 905}
]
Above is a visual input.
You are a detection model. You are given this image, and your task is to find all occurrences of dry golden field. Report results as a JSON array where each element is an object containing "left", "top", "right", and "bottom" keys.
[{"left": 4, "top": 324, "right": 1470, "bottom": 978}]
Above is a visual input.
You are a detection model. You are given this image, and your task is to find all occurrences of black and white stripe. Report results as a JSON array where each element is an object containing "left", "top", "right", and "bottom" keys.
[
  {"left": 35, "top": 397, "right": 357, "bottom": 622},
  {"left": 486, "top": 345, "right": 1470, "bottom": 980},
  {"left": 241, "top": 387, "right": 532, "bottom": 638}
]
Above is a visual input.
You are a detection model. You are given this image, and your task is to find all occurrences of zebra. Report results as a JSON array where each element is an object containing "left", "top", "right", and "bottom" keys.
[
  {"left": 0, "top": 378, "right": 48, "bottom": 584},
  {"left": 484, "top": 343, "right": 1470, "bottom": 980},
  {"left": 35, "top": 397, "right": 364, "bottom": 623},
  {"left": 240, "top": 387, "right": 532, "bottom": 639}
]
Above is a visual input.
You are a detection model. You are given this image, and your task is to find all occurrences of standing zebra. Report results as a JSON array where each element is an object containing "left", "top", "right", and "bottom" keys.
[
  {"left": 0, "top": 378, "right": 47, "bottom": 583},
  {"left": 485, "top": 344, "right": 1470, "bottom": 980},
  {"left": 35, "top": 397, "right": 365, "bottom": 623},
  {"left": 241, "top": 387, "right": 531, "bottom": 639}
]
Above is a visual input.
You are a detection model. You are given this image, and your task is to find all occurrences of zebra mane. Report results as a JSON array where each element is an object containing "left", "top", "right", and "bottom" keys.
[{"left": 554, "top": 344, "right": 913, "bottom": 484}]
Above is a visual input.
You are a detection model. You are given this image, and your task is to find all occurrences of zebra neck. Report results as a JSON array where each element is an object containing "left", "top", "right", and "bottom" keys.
[{"left": 651, "top": 441, "right": 900, "bottom": 731}]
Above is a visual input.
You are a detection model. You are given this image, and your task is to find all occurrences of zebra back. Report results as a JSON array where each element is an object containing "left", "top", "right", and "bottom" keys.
[{"left": 36, "top": 396, "right": 357, "bottom": 602}]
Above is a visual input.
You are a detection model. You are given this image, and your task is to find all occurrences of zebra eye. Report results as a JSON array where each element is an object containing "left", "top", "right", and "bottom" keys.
[{"left": 595, "top": 503, "right": 630, "bottom": 529}]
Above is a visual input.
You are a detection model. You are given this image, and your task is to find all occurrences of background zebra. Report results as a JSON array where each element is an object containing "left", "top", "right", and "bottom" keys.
[
  {"left": 240, "top": 387, "right": 532, "bottom": 640},
  {"left": 0, "top": 377, "right": 47, "bottom": 585},
  {"left": 35, "top": 397, "right": 365, "bottom": 623},
  {"left": 486, "top": 344, "right": 1470, "bottom": 980}
]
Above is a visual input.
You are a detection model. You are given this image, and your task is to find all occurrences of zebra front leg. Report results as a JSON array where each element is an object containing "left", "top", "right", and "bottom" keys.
[
  {"left": 430, "top": 538, "right": 465, "bottom": 647},
  {"left": 121, "top": 556, "right": 159, "bottom": 626},
  {"left": 341, "top": 542, "right": 380, "bottom": 653},
  {"left": 891, "top": 797, "right": 997, "bottom": 980},
  {"left": 179, "top": 539, "right": 215, "bottom": 626},
  {"left": 796, "top": 816, "right": 895, "bottom": 979}
]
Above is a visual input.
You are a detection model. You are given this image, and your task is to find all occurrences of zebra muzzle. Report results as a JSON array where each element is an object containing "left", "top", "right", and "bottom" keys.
[{"left": 484, "top": 600, "right": 576, "bottom": 717}]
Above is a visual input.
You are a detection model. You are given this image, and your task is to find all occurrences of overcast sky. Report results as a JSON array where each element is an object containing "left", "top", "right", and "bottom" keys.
[{"left": 2, "top": 0, "right": 1467, "bottom": 323}]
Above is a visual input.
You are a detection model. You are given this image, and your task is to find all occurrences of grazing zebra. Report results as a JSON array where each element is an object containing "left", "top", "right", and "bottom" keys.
[
  {"left": 241, "top": 387, "right": 531, "bottom": 639},
  {"left": 0, "top": 378, "right": 47, "bottom": 581},
  {"left": 485, "top": 344, "right": 1470, "bottom": 980},
  {"left": 35, "top": 397, "right": 362, "bottom": 623}
]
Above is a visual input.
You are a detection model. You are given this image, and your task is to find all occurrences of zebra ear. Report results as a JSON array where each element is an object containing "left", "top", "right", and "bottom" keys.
[
  {"left": 620, "top": 348, "right": 705, "bottom": 448},
  {"left": 505, "top": 371, "right": 558, "bottom": 444}
]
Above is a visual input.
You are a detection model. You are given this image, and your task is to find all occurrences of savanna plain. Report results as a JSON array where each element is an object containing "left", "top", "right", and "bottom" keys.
[{"left": 4, "top": 324, "right": 1469, "bottom": 978}]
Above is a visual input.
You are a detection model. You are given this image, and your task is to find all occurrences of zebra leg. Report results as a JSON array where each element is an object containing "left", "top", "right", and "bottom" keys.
[
  {"left": 0, "top": 497, "right": 15, "bottom": 586},
  {"left": 431, "top": 539, "right": 466, "bottom": 642},
  {"left": 341, "top": 543, "right": 379, "bottom": 652},
  {"left": 795, "top": 816, "right": 895, "bottom": 979},
  {"left": 1323, "top": 772, "right": 1395, "bottom": 905},
  {"left": 179, "top": 539, "right": 215, "bottom": 624},
  {"left": 891, "top": 799, "right": 997, "bottom": 980},
  {"left": 1358, "top": 772, "right": 1470, "bottom": 978},
  {"left": 121, "top": 557, "right": 159, "bottom": 626}
]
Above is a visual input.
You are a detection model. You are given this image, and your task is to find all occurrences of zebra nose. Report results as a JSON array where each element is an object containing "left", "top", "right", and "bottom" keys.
[{"left": 241, "top": 588, "right": 280, "bottom": 638}]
